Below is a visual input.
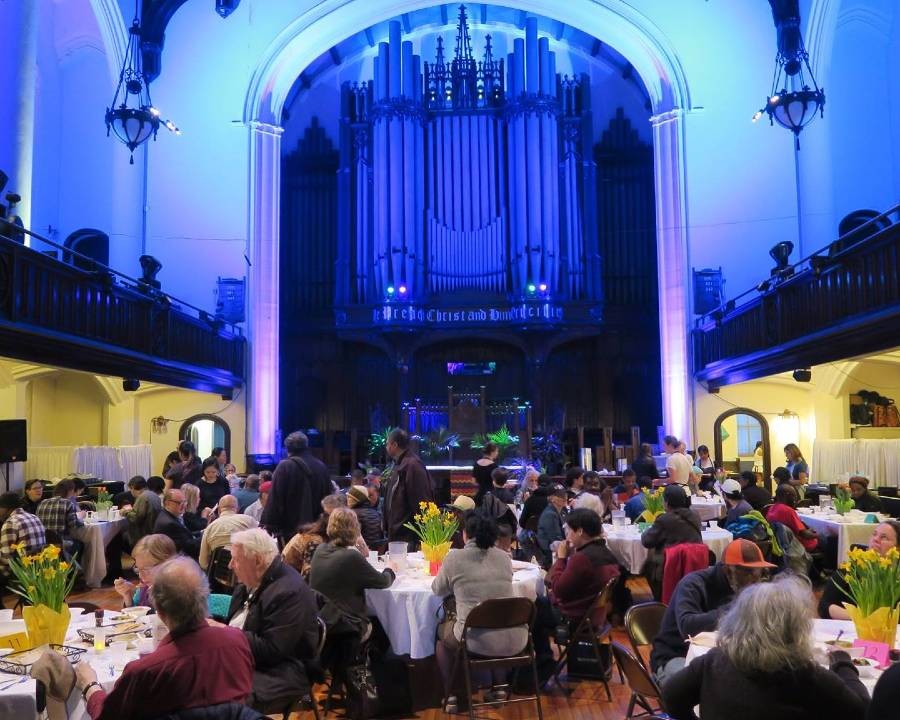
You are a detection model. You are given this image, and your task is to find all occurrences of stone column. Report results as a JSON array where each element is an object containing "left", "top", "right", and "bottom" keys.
[
  {"left": 650, "top": 109, "right": 693, "bottom": 446},
  {"left": 246, "top": 121, "right": 283, "bottom": 466}
]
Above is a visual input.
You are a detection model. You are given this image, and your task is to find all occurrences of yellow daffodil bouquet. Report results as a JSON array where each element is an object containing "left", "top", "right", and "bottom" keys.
[
  {"left": 839, "top": 546, "right": 900, "bottom": 645},
  {"left": 8, "top": 543, "right": 76, "bottom": 612},
  {"left": 404, "top": 501, "right": 458, "bottom": 570},
  {"left": 833, "top": 485, "right": 855, "bottom": 515},
  {"left": 638, "top": 487, "right": 666, "bottom": 524}
]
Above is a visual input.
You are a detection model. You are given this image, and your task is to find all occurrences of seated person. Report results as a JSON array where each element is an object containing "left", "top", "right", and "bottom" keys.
[
  {"left": 180, "top": 483, "right": 209, "bottom": 532},
  {"left": 848, "top": 475, "right": 881, "bottom": 512},
  {"left": 641, "top": 484, "right": 702, "bottom": 598},
  {"left": 283, "top": 493, "right": 349, "bottom": 580},
  {"left": 153, "top": 489, "right": 201, "bottom": 558},
  {"left": 36, "top": 479, "right": 84, "bottom": 542},
  {"left": 613, "top": 469, "right": 638, "bottom": 502},
  {"left": 766, "top": 483, "right": 818, "bottom": 552},
  {"left": 624, "top": 476, "right": 653, "bottom": 521},
  {"left": 0, "top": 492, "right": 46, "bottom": 598},
  {"left": 76, "top": 557, "right": 253, "bottom": 720},
  {"left": 569, "top": 468, "right": 604, "bottom": 516},
  {"left": 113, "top": 533, "right": 177, "bottom": 608},
  {"left": 650, "top": 539, "right": 774, "bottom": 686},
  {"left": 199, "top": 495, "right": 258, "bottom": 571},
  {"left": 515, "top": 468, "right": 540, "bottom": 506},
  {"left": 233, "top": 473, "right": 261, "bottom": 512},
  {"left": 21, "top": 479, "right": 45, "bottom": 515},
  {"left": 518, "top": 474, "right": 552, "bottom": 528},
  {"left": 124, "top": 476, "right": 161, "bottom": 546},
  {"left": 818, "top": 520, "right": 900, "bottom": 619},
  {"left": 432, "top": 511, "right": 526, "bottom": 709},
  {"left": 869, "top": 660, "right": 900, "bottom": 720},
  {"left": 146, "top": 475, "right": 165, "bottom": 501},
  {"left": 721, "top": 479, "right": 753, "bottom": 525},
  {"left": 533, "top": 509, "right": 620, "bottom": 672},
  {"left": 221, "top": 528, "right": 319, "bottom": 710},
  {"left": 346, "top": 484, "right": 385, "bottom": 548},
  {"left": 245, "top": 480, "right": 270, "bottom": 523},
  {"left": 309, "top": 507, "right": 394, "bottom": 622},
  {"left": 536, "top": 485, "right": 568, "bottom": 565},
  {"left": 446, "top": 495, "right": 476, "bottom": 549},
  {"left": 489, "top": 467, "right": 516, "bottom": 505},
  {"left": 663, "top": 575, "right": 868, "bottom": 719},
  {"left": 738, "top": 470, "right": 772, "bottom": 512},
  {"left": 481, "top": 492, "right": 518, "bottom": 539}
]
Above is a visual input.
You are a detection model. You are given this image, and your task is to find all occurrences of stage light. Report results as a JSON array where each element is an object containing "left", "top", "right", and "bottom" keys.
[
  {"left": 526, "top": 283, "right": 536, "bottom": 294},
  {"left": 538, "top": 282, "right": 548, "bottom": 292},
  {"left": 123, "top": 378, "right": 140, "bottom": 392},
  {"left": 792, "top": 368, "right": 812, "bottom": 383},
  {"left": 386, "top": 285, "right": 395, "bottom": 295},
  {"left": 398, "top": 285, "right": 407, "bottom": 295}
]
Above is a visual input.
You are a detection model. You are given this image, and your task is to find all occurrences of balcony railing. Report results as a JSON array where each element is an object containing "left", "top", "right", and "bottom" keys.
[
  {"left": 693, "top": 206, "right": 900, "bottom": 389},
  {"left": 0, "top": 226, "right": 244, "bottom": 395}
]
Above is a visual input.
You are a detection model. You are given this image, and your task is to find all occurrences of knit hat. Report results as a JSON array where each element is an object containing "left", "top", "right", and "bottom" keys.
[
  {"left": 722, "top": 538, "right": 776, "bottom": 568},
  {"left": 347, "top": 485, "right": 369, "bottom": 508}
]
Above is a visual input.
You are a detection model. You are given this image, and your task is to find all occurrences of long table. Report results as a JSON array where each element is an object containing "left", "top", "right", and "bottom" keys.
[
  {"left": 796, "top": 510, "right": 884, "bottom": 564},
  {"left": 603, "top": 524, "right": 733, "bottom": 575}
]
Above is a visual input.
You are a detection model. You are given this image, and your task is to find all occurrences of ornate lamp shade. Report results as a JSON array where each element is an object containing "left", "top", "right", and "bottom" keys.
[
  {"left": 105, "top": 105, "right": 159, "bottom": 158},
  {"left": 767, "top": 87, "right": 825, "bottom": 136}
]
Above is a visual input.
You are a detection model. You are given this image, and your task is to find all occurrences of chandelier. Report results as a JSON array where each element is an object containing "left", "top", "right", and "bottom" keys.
[
  {"left": 752, "top": 0, "right": 825, "bottom": 149},
  {"left": 105, "top": 4, "right": 179, "bottom": 163}
]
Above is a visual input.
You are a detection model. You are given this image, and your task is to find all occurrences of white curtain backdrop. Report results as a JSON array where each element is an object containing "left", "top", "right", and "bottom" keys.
[
  {"left": 812, "top": 439, "right": 900, "bottom": 488},
  {"left": 23, "top": 445, "right": 152, "bottom": 482}
]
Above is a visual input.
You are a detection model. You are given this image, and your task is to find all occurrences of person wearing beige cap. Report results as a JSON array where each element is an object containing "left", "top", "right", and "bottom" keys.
[
  {"left": 346, "top": 484, "right": 385, "bottom": 547},
  {"left": 444, "top": 495, "right": 476, "bottom": 548}
]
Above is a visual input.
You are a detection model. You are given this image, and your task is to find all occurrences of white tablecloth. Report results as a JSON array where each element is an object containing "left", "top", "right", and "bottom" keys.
[
  {"left": 685, "top": 618, "right": 894, "bottom": 694},
  {"left": 603, "top": 525, "right": 733, "bottom": 574},
  {"left": 23, "top": 445, "right": 153, "bottom": 485},
  {"left": 797, "top": 511, "right": 881, "bottom": 564},
  {"left": 690, "top": 498, "right": 726, "bottom": 522},
  {"left": 0, "top": 610, "right": 140, "bottom": 720},
  {"left": 365, "top": 556, "right": 545, "bottom": 660},
  {"left": 72, "top": 519, "right": 128, "bottom": 588}
]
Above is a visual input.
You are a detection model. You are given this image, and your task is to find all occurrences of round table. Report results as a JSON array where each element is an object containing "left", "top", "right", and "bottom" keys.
[
  {"left": 796, "top": 510, "right": 886, "bottom": 564},
  {"left": 602, "top": 525, "right": 733, "bottom": 575},
  {"left": 689, "top": 497, "right": 726, "bottom": 523},
  {"left": 365, "top": 554, "right": 545, "bottom": 660},
  {"left": 72, "top": 518, "right": 128, "bottom": 588}
]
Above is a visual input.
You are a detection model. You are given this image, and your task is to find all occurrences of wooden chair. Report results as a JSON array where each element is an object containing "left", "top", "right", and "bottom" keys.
[
  {"left": 610, "top": 641, "right": 667, "bottom": 719},
  {"left": 545, "top": 574, "right": 621, "bottom": 699},
  {"left": 446, "top": 597, "right": 543, "bottom": 720},
  {"left": 624, "top": 602, "right": 667, "bottom": 672}
]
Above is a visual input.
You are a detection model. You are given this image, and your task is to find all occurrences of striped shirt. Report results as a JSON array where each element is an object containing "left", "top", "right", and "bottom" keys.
[{"left": 0, "top": 509, "right": 46, "bottom": 574}]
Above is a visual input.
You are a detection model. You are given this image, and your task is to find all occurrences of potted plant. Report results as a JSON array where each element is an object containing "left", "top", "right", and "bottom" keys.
[
  {"left": 637, "top": 487, "right": 666, "bottom": 528},
  {"left": 403, "top": 501, "right": 458, "bottom": 575},
  {"left": 839, "top": 546, "right": 900, "bottom": 645},
  {"left": 8, "top": 544, "right": 76, "bottom": 648},
  {"left": 832, "top": 485, "right": 855, "bottom": 515},
  {"left": 95, "top": 488, "right": 114, "bottom": 520}
]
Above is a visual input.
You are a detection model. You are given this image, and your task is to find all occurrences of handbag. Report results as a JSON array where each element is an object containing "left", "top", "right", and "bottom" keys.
[{"left": 344, "top": 657, "right": 379, "bottom": 720}]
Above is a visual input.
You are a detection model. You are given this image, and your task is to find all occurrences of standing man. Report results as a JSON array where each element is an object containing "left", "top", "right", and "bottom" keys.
[
  {"left": 262, "top": 431, "right": 331, "bottom": 542},
  {"left": 664, "top": 435, "right": 692, "bottom": 488},
  {"left": 384, "top": 428, "right": 434, "bottom": 544}
]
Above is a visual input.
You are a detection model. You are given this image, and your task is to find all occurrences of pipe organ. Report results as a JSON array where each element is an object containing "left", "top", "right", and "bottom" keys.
[{"left": 337, "top": 6, "right": 600, "bottom": 312}]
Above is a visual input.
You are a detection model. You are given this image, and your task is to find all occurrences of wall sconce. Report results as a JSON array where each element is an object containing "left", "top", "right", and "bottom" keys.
[
  {"left": 774, "top": 409, "right": 801, "bottom": 447},
  {"left": 151, "top": 416, "right": 169, "bottom": 433}
]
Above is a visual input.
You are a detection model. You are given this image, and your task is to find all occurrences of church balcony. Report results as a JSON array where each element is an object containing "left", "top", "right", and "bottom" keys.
[
  {"left": 693, "top": 206, "right": 900, "bottom": 390},
  {"left": 0, "top": 233, "right": 244, "bottom": 396}
]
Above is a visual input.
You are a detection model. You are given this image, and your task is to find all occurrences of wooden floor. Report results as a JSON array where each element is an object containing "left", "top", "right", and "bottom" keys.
[{"left": 4, "top": 578, "right": 651, "bottom": 720}]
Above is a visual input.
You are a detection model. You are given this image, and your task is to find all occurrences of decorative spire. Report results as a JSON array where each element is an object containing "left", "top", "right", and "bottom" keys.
[
  {"left": 454, "top": 5, "right": 474, "bottom": 63},
  {"left": 434, "top": 36, "right": 446, "bottom": 70}
]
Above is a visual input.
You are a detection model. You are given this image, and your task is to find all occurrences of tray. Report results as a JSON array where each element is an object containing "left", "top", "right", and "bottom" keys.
[
  {"left": 0, "top": 644, "right": 86, "bottom": 676},
  {"left": 77, "top": 621, "right": 152, "bottom": 646}
]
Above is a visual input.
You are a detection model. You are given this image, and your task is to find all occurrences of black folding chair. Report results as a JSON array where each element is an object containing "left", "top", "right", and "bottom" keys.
[{"left": 207, "top": 545, "right": 235, "bottom": 594}]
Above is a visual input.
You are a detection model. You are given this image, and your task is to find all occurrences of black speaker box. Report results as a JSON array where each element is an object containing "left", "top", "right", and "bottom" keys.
[{"left": 0, "top": 419, "right": 27, "bottom": 463}]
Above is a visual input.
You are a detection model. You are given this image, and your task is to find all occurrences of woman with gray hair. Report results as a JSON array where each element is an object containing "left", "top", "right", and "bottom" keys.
[
  {"left": 663, "top": 575, "right": 869, "bottom": 719},
  {"left": 220, "top": 527, "right": 320, "bottom": 710}
]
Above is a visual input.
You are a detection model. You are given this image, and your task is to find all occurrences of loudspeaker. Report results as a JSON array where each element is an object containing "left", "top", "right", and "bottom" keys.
[{"left": 0, "top": 419, "right": 27, "bottom": 463}]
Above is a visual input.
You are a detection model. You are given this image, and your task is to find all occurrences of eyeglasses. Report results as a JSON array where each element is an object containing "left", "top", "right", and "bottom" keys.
[{"left": 134, "top": 564, "right": 157, "bottom": 575}]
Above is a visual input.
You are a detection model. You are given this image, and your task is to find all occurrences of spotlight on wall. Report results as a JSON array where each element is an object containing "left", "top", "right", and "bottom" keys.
[
  {"left": 123, "top": 378, "right": 141, "bottom": 392},
  {"left": 792, "top": 368, "right": 812, "bottom": 383},
  {"left": 538, "top": 282, "right": 548, "bottom": 293},
  {"left": 398, "top": 285, "right": 407, "bottom": 295},
  {"left": 526, "top": 283, "right": 537, "bottom": 294},
  {"left": 386, "top": 285, "right": 395, "bottom": 296}
]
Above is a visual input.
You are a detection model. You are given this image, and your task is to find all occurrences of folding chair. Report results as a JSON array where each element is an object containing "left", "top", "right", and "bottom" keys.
[
  {"left": 207, "top": 545, "right": 235, "bottom": 594},
  {"left": 545, "top": 574, "right": 621, "bottom": 699},
  {"left": 624, "top": 602, "right": 667, "bottom": 672},
  {"left": 446, "top": 597, "right": 543, "bottom": 720},
  {"left": 258, "top": 615, "right": 327, "bottom": 720},
  {"left": 610, "top": 641, "right": 667, "bottom": 719}
]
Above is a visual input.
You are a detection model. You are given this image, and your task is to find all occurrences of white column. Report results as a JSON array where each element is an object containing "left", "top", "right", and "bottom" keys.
[
  {"left": 247, "top": 121, "right": 283, "bottom": 462},
  {"left": 0, "top": 0, "right": 38, "bottom": 231},
  {"left": 651, "top": 109, "right": 693, "bottom": 446}
]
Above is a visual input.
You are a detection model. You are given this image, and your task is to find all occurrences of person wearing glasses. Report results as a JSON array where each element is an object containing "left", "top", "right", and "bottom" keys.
[
  {"left": 113, "top": 534, "right": 177, "bottom": 608},
  {"left": 153, "top": 489, "right": 201, "bottom": 558}
]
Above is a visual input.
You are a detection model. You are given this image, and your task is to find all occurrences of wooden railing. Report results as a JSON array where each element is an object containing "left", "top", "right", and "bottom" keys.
[
  {"left": 693, "top": 209, "right": 900, "bottom": 389},
  {"left": 0, "top": 234, "right": 244, "bottom": 395}
]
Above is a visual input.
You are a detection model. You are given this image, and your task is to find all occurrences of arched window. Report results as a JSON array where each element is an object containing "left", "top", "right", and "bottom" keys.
[{"left": 178, "top": 414, "right": 231, "bottom": 463}]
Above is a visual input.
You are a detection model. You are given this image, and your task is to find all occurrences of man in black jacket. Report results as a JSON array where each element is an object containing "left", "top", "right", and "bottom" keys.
[
  {"left": 738, "top": 471, "right": 772, "bottom": 512},
  {"left": 261, "top": 431, "right": 332, "bottom": 541},
  {"left": 650, "top": 539, "right": 774, "bottom": 686},
  {"left": 220, "top": 527, "right": 319, "bottom": 710},
  {"left": 383, "top": 429, "right": 434, "bottom": 544},
  {"left": 153, "top": 488, "right": 201, "bottom": 558}
]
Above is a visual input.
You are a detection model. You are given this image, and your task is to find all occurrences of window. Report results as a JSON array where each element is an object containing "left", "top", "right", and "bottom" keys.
[{"left": 735, "top": 414, "right": 762, "bottom": 457}]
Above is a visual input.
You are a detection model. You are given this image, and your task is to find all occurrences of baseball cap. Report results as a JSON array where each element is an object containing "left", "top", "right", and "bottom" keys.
[
  {"left": 721, "top": 479, "right": 742, "bottom": 497},
  {"left": 722, "top": 538, "right": 776, "bottom": 568},
  {"left": 447, "top": 495, "right": 476, "bottom": 512},
  {"left": 548, "top": 484, "right": 568, "bottom": 499},
  {"left": 259, "top": 481, "right": 273, "bottom": 494},
  {"left": 346, "top": 485, "right": 369, "bottom": 507}
]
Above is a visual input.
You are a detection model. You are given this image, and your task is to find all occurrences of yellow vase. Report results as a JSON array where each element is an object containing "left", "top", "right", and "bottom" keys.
[
  {"left": 844, "top": 604, "right": 899, "bottom": 646},
  {"left": 422, "top": 542, "right": 452, "bottom": 575},
  {"left": 22, "top": 604, "right": 70, "bottom": 649}
]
